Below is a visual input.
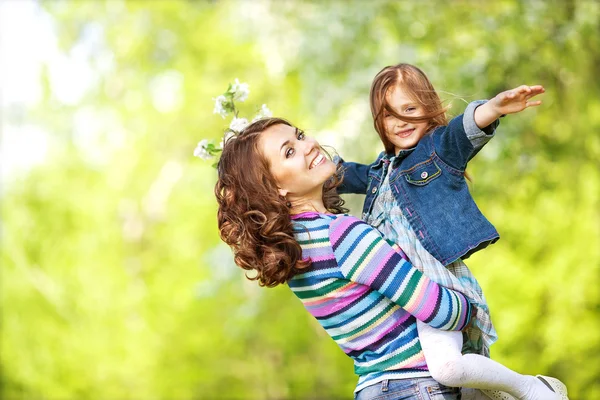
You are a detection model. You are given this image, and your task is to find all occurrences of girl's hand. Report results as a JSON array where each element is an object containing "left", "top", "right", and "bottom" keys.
[{"left": 491, "top": 85, "right": 545, "bottom": 115}]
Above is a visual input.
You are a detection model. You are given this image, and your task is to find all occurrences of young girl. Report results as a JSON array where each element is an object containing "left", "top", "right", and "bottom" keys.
[{"left": 339, "top": 64, "right": 567, "bottom": 400}]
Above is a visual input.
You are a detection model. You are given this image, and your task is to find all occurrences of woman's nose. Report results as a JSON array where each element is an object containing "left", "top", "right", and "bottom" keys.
[{"left": 304, "top": 138, "right": 318, "bottom": 155}]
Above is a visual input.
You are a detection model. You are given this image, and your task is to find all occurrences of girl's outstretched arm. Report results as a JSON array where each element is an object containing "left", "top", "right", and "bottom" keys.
[{"left": 474, "top": 84, "right": 545, "bottom": 128}]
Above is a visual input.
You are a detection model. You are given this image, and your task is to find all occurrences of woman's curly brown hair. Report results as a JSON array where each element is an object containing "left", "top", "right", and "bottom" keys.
[{"left": 215, "top": 117, "right": 347, "bottom": 287}]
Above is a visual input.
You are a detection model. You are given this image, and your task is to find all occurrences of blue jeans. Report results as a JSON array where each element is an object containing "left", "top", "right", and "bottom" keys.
[{"left": 355, "top": 377, "right": 461, "bottom": 400}]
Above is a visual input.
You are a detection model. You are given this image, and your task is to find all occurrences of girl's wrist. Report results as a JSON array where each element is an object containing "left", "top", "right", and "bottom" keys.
[
  {"left": 474, "top": 102, "right": 502, "bottom": 129},
  {"left": 489, "top": 98, "right": 506, "bottom": 118}
]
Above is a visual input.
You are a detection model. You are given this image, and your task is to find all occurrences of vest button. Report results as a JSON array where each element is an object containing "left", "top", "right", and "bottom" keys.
[
  {"left": 371, "top": 187, "right": 377, "bottom": 194},
  {"left": 421, "top": 171, "right": 428, "bottom": 179}
]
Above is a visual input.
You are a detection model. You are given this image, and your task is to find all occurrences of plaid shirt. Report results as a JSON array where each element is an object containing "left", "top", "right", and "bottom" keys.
[{"left": 365, "top": 159, "right": 497, "bottom": 356}]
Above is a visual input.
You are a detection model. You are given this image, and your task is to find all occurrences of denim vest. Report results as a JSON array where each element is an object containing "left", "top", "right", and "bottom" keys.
[{"left": 339, "top": 104, "right": 500, "bottom": 265}]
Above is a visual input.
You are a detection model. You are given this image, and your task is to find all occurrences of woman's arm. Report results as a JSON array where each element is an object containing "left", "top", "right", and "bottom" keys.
[{"left": 330, "top": 216, "right": 471, "bottom": 331}]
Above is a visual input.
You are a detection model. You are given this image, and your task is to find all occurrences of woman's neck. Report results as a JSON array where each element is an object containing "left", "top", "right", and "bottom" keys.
[{"left": 289, "top": 198, "right": 328, "bottom": 215}]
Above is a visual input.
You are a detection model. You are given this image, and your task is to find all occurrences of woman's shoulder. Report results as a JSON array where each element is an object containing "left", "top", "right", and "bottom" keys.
[
  {"left": 291, "top": 212, "right": 361, "bottom": 231},
  {"left": 291, "top": 211, "right": 353, "bottom": 220},
  {"left": 326, "top": 214, "right": 372, "bottom": 236}
]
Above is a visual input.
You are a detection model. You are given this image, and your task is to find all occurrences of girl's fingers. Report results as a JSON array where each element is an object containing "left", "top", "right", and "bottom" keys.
[
  {"left": 525, "top": 87, "right": 546, "bottom": 100},
  {"left": 501, "top": 85, "right": 544, "bottom": 107},
  {"left": 529, "top": 85, "right": 545, "bottom": 93},
  {"left": 526, "top": 100, "right": 542, "bottom": 107}
]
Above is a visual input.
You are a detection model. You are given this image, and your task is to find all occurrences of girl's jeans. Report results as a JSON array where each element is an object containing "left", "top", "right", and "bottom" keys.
[{"left": 355, "top": 377, "right": 461, "bottom": 400}]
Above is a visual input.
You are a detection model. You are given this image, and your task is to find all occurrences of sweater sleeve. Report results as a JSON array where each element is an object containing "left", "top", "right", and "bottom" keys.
[{"left": 329, "top": 216, "right": 471, "bottom": 331}]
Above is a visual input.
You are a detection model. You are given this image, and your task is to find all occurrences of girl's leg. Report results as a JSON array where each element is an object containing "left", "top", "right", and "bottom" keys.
[{"left": 416, "top": 321, "right": 561, "bottom": 400}]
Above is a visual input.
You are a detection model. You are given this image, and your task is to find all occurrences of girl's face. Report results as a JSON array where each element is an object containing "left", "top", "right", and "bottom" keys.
[
  {"left": 258, "top": 123, "right": 336, "bottom": 201},
  {"left": 384, "top": 84, "right": 429, "bottom": 153}
]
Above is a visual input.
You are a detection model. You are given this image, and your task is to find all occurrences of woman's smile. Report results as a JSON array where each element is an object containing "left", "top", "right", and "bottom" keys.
[{"left": 309, "top": 153, "right": 326, "bottom": 169}]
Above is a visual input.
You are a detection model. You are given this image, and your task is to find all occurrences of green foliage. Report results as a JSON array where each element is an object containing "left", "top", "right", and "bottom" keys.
[{"left": 2, "top": 0, "right": 599, "bottom": 399}]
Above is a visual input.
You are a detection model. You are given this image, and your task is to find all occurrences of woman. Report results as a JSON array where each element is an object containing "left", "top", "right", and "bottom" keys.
[{"left": 215, "top": 117, "right": 473, "bottom": 399}]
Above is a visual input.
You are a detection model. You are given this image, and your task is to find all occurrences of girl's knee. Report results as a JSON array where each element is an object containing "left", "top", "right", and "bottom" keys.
[{"left": 429, "top": 359, "right": 467, "bottom": 387}]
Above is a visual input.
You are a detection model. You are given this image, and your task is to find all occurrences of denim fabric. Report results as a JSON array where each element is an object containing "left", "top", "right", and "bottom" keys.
[
  {"left": 339, "top": 102, "right": 500, "bottom": 266},
  {"left": 355, "top": 378, "right": 461, "bottom": 400}
]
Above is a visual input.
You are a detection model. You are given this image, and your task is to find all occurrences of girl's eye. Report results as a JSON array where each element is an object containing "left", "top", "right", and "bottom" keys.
[
  {"left": 405, "top": 107, "right": 415, "bottom": 112},
  {"left": 285, "top": 148, "right": 295, "bottom": 158},
  {"left": 297, "top": 130, "right": 305, "bottom": 140}
]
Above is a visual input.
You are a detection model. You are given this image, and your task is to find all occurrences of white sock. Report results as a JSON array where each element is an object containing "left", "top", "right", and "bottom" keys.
[{"left": 417, "top": 321, "right": 560, "bottom": 400}]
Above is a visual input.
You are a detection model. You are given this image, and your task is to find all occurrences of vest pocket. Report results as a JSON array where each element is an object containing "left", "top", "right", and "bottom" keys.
[{"left": 404, "top": 160, "right": 442, "bottom": 186}]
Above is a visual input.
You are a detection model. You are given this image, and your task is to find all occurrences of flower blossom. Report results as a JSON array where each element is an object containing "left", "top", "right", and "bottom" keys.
[
  {"left": 230, "top": 78, "right": 250, "bottom": 102},
  {"left": 229, "top": 117, "right": 249, "bottom": 133},
  {"left": 193, "top": 139, "right": 213, "bottom": 160},
  {"left": 252, "top": 104, "right": 273, "bottom": 122},
  {"left": 213, "top": 95, "right": 228, "bottom": 118}
]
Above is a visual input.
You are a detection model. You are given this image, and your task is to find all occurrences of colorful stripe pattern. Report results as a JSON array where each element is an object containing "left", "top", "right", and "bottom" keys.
[{"left": 289, "top": 212, "right": 471, "bottom": 392}]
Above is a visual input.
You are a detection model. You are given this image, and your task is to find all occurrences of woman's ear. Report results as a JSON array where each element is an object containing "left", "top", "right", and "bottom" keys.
[{"left": 278, "top": 188, "right": 288, "bottom": 197}]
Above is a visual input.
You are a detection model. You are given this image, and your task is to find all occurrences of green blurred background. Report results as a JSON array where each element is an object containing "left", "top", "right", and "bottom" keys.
[{"left": 1, "top": 0, "right": 599, "bottom": 399}]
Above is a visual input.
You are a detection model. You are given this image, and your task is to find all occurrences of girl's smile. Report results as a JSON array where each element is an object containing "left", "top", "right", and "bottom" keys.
[{"left": 395, "top": 127, "right": 416, "bottom": 138}]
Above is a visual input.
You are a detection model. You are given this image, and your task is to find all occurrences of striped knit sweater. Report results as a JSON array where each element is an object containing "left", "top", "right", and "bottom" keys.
[{"left": 288, "top": 212, "right": 472, "bottom": 393}]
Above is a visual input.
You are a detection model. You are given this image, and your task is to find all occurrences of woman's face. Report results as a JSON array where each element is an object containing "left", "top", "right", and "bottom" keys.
[{"left": 258, "top": 123, "right": 336, "bottom": 201}]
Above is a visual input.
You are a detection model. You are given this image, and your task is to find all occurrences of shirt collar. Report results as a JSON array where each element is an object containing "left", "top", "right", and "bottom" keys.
[{"left": 374, "top": 147, "right": 415, "bottom": 168}]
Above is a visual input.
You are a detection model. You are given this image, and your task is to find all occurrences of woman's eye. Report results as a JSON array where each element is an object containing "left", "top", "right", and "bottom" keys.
[
  {"left": 297, "top": 131, "right": 305, "bottom": 140},
  {"left": 285, "top": 148, "right": 295, "bottom": 158}
]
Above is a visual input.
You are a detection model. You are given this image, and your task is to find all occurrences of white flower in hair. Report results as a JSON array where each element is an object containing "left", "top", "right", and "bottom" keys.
[
  {"left": 229, "top": 117, "right": 249, "bottom": 133},
  {"left": 219, "top": 130, "right": 236, "bottom": 148},
  {"left": 196, "top": 79, "right": 271, "bottom": 165},
  {"left": 213, "top": 95, "right": 228, "bottom": 118},
  {"left": 230, "top": 78, "right": 250, "bottom": 102},
  {"left": 193, "top": 139, "right": 214, "bottom": 160},
  {"left": 252, "top": 104, "right": 273, "bottom": 122}
]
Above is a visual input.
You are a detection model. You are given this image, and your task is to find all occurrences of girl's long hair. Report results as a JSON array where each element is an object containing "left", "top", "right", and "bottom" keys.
[
  {"left": 215, "top": 117, "right": 347, "bottom": 287},
  {"left": 370, "top": 63, "right": 449, "bottom": 154}
]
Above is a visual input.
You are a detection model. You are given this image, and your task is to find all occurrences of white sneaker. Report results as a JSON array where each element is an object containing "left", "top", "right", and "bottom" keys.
[
  {"left": 481, "top": 390, "right": 517, "bottom": 400},
  {"left": 536, "top": 375, "right": 569, "bottom": 400}
]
